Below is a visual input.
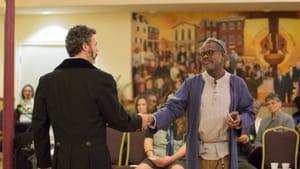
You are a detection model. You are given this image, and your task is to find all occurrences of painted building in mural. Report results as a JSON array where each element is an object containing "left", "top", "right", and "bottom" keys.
[
  {"left": 131, "top": 11, "right": 300, "bottom": 103},
  {"left": 148, "top": 26, "right": 159, "bottom": 52},
  {"left": 172, "top": 21, "right": 198, "bottom": 52},
  {"left": 218, "top": 15, "right": 245, "bottom": 56},
  {"left": 132, "top": 13, "right": 149, "bottom": 52}
]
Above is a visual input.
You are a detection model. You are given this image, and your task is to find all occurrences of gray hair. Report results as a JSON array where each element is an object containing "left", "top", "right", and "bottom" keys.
[{"left": 265, "top": 93, "right": 281, "bottom": 103}]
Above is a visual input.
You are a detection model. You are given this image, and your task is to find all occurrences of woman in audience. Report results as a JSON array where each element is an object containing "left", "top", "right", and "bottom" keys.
[
  {"left": 135, "top": 94, "right": 150, "bottom": 115},
  {"left": 135, "top": 91, "right": 186, "bottom": 169},
  {"left": 15, "top": 84, "right": 35, "bottom": 133}
]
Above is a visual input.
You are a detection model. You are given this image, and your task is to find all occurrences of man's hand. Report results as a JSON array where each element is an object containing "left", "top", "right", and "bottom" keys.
[
  {"left": 236, "top": 134, "right": 249, "bottom": 144},
  {"left": 139, "top": 114, "right": 154, "bottom": 130},
  {"left": 146, "top": 114, "right": 154, "bottom": 126},
  {"left": 150, "top": 156, "right": 172, "bottom": 167},
  {"left": 227, "top": 111, "right": 241, "bottom": 129}
]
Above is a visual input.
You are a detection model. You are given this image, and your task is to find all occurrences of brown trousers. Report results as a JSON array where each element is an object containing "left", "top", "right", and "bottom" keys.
[{"left": 199, "top": 155, "right": 229, "bottom": 169}]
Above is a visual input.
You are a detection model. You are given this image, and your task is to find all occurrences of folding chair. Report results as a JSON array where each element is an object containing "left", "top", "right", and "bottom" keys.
[
  {"left": 106, "top": 127, "right": 127, "bottom": 167},
  {"left": 261, "top": 126, "right": 299, "bottom": 169},
  {"left": 123, "top": 130, "right": 147, "bottom": 168}
]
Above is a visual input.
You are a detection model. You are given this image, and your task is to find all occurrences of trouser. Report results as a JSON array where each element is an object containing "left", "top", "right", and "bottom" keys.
[{"left": 199, "top": 155, "right": 229, "bottom": 169}]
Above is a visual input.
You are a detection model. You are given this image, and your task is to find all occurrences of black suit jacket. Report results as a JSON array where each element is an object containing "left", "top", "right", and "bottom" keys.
[
  {"left": 32, "top": 58, "right": 142, "bottom": 169},
  {"left": 274, "top": 75, "right": 286, "bottom": 101}
]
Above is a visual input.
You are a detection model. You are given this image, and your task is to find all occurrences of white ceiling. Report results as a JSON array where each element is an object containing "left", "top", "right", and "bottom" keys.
[{"left": 2, "top": 0, "right": 300, "bottom": 14}]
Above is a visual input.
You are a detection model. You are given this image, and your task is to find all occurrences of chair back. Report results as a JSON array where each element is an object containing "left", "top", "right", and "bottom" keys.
[
  {"left": 106, "top": 127, "right": 126, "bottom": 166},
  {"left": 125, "top": 130, "right": 147, "bottom": 165},
  {"left": 261, "top": 126, "right": 299, "bottom": 169}
]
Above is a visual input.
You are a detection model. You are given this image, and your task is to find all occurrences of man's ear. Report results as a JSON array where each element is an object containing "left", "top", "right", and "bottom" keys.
[
  {"left": 82, "top": 42, "right": 89, "bottom": 52},
  {"left": 221, "top": 55, "right": 226, "bottom": 62},
  {"left": 223, "top": 53, "right": 228, "bottom": 60}
]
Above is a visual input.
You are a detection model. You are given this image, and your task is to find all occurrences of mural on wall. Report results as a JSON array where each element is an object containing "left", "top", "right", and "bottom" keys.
[{"left": 131, "top": 11, "right": 300, "bottom": 104}]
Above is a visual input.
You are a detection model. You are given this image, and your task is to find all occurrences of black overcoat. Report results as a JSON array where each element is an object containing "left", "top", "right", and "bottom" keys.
[{"left": 32, "top": 58, "right": 141, "bottom": 169}]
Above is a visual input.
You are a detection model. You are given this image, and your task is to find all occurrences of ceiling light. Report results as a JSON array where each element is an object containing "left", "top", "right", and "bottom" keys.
[
  {"left": 42, "top": 11, "right": 53, "bottom": 15},
  {"left": 262, "top": 8, "right": 272, "bottom": 13}
]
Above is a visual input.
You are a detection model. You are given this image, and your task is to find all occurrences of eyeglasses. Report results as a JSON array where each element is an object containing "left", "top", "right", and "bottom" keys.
[{"left": 200, "top": 50, "right": 223, "bottom": 57}]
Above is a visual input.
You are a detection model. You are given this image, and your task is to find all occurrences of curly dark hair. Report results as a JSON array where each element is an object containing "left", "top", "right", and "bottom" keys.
[{"left": 65, "top": 25, "right": 96, "bottom": 57}]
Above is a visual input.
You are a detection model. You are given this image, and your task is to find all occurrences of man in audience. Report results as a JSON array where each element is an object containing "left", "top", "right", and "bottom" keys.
[
  {"left": 237, "top": 100, "right": 262, "bottom": 169},
  {"left": 147, "top": 93, "right": 158, "bottom": 114},
  {"left": 248, "top": 93, "right": 295, "bottom": 168},
  {"left": 292, "top": 95, "right": 300, "bottom": 132},
  {"left": 237, "top": 133, "right": 256, "bottom": 169},
  {"left": 254, "top": 92, "right": 295, "bottom": 147}
]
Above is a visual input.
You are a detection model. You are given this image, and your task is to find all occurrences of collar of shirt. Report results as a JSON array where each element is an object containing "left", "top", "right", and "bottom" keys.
[{"left": 202, "top": 71, "right": 230, "bottom": 86}]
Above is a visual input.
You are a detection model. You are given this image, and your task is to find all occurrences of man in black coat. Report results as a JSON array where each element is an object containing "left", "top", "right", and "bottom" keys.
[{"left": 32, "top": 25, "right": 149, "bottom": 169}]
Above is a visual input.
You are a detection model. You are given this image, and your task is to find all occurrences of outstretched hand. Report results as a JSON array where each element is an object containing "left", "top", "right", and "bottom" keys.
[{"left": 139, "top": 114, "right": 154, "bottom": 130}]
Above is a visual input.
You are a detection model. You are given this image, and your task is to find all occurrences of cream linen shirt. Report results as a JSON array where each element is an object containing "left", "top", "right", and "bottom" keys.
[{"left": 199, "top": 71, "right": 231, "bottom": 160}]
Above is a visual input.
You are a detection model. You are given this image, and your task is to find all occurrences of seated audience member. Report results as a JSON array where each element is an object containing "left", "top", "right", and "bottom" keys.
[
  {"left": 237, "top": 100, "right": 262, "bottom": 169},
  {"left": 135, "top": 94, "right": 150, "bottom": 115},
  {"left": 249, "top": 99, "right": 262, "bottom": 143},
  {"left": 254, "top": 92, "right": 295, "bottom": 147},
  {"left": 15, "top": 84, "right": 35, "bottom": 133},
  {"left": 135, "top": 92, "right": 186, "bottom": 169},
  {"left": 14, "top": 84, "right": 35, "bottom": 169},
  {"left": 292, "top": 95, "right": 300, "bottom": 167},
  {"left": 147, "top": 93, "right": 158, "bottom": 114},
  {"left": 292, "top": 95, "right": 300, "bottom": 132},
  {"left": 248, "top": 93, "right": 295, "bottom": 168},
  {"left": 237, "top": 134, "right": 256, "bottom": 169}
]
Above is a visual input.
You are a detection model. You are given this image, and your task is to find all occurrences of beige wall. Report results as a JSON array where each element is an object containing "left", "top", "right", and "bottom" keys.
[{"left": 0, "top": 12, "right": 134, "bottom": 101}]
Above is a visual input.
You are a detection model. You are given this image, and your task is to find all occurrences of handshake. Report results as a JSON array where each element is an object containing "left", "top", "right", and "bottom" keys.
[{"left": 139, "top": 114, "right": 155, "bottom": 130}]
